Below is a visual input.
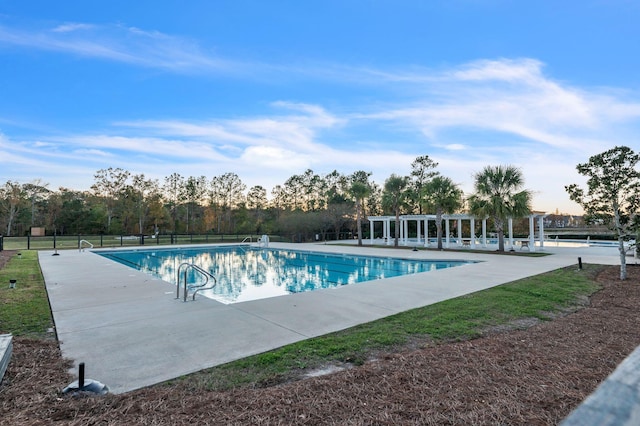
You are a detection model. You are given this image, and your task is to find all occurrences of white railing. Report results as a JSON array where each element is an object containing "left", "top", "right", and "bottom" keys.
[{"left": 79, "top": 240, "right": 94, "bottom": 252}]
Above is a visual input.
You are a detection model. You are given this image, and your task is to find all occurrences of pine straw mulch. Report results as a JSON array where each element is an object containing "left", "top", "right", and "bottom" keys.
[{"left": 1, "top": 265, "right": 640, "bottom": 425}]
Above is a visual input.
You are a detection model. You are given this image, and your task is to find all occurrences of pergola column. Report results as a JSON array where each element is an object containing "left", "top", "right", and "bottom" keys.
[
  {"left": 385, "top": 218, "right": 391, "bottom": 245},
  {"left": 457, "top": 218, "right": 462, "bottom": 246},
  {"left": 423, "top": 219, "right": 429, "bottom": 247},
  {"left": 508, "top": 218, "right": 514, "bottom": 249},
  {"left": 481, "top": 219, "right": 487, "bottom": 247},
  {"left": 529, "top": 215, "right": 536, "bottom": 252},
  {"left": 402, "top": 219, "right": 408, "bottom": 246},
  {"left": 445, "top": 219, "right": 451, "bottom": 248},
  {"left": 538, "top": 215, "right": 545, "bottom": 249},
  {"left": 369, "top": 220, "right": 374, "bottom": 245},
  {"left": 470, "top": 217, "right": 476, "bottom": 248}
]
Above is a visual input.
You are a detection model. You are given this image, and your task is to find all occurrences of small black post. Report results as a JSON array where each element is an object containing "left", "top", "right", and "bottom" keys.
[
  {"left": 78, "top": 362, "right": 85, "bottom": 388},
  {"left": 27, "top": 234, "right": 31, "bottom": 250},
  {"left": 0, "top": 235, "right": 3, "bottom": 251},
  {"left": 578, "top": 257, "right": 583, "bottom": 270}
]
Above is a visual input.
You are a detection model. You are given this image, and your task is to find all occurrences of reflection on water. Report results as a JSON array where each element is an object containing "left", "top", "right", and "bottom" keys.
[{"left": 97, "top": 246, "right": 469, "bottom": 304}]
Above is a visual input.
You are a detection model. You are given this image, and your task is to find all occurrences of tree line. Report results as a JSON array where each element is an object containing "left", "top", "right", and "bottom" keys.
[
  {"left": 1, "top": 155, "right": 531, "bottom": 244},
  {"left": 2, "top": 146, "right": 638, "bottom": 275}
]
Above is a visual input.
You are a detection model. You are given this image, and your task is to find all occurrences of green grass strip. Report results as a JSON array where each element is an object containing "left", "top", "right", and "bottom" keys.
[
  {"left": 0, "top": 251, "right": 54, "bottom": 337},
  {"left": 179, "top": 264, "right": 602, "bottom": 391}
]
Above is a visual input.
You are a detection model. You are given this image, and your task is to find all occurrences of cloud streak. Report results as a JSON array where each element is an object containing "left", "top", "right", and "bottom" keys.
[
  {"left": 0, "top": 21, "right": 233, "bottom": 73},
  {"left": 356, "top": 58, "right": 640, "bottom": 152}
]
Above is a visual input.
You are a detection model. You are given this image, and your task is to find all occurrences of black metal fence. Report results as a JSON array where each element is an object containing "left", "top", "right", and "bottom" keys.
[{"left": 0, "top": 233, "right": 285, "bottom": 251}]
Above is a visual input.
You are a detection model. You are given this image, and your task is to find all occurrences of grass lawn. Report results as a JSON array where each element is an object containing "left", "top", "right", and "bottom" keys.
[
  {"left": 0, "top": 250, "right": 602, "bottom": 391},
  {"left": 0, "top": 251, "right": 54, "bottom": 337}
]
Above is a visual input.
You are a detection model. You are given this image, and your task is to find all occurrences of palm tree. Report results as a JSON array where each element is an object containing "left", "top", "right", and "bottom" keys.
[
  {"left": 382, "top": 174, "right": 410, "bottom": 247},
  {"left": 349, "top": 181, "right": 371, "bottom": 246},
  {"left": 423, "top": 176, "right": 464, "bottom": 249},
  {"left": 467, "top": 165, "right": 531, "bottom": 252}
]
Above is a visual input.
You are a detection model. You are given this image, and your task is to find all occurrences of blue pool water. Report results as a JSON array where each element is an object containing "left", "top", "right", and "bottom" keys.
[{"left": 96, "top": 246, "right": 471, "bottom": 304}]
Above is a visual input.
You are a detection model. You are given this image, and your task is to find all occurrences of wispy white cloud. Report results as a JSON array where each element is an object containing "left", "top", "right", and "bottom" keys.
[
  {"left": 0, "top": 22, "right": 233, "bottom": 73},
  {"left": 356, "top": 58, "right": 640, "bottom": 153},
  {"left": 52, "top": 22, "right": 95, "bottom": 33},
  {"left": 115, "top": 102, "right": 343, "bottom": 157}
]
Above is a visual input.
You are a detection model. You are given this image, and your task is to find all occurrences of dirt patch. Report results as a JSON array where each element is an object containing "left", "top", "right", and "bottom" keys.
[
  {"left": 0, "top": 250, "right": 16, "bottom": 270},
  {"left": 2, "top": 265, "right": 640, "bottom": 425}
]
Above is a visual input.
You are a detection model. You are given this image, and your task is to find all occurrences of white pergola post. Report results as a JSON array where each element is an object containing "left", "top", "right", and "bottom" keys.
[
  {"left": 385, "top": 218, "right": 391, "bottom": 245},
  {"left": 457, "top": 218, "right": 462, "bottom": 246},
  {"left": 369, "top": 220, "right": 374, "bottom": 245},
  {"left": 402, "top": 218, "right": 408, "bottom": 246},
  {"left": 538, "top": 215, "right": 545, "bottom": 249},
  {"left": 529, "top": 215, "right": 536, "bottom": 252},
  {"left": 445, "top": 219, "right": 451, "bottom": 248},
  {"left": 423, "top": 219, "right": 429, "bottom": 247},
  {"left": 470, "top": 217, "right": 476, "bottom": 248},
  {"left": 482, "top": 219, "right": 487, "bottom": 247},
  {"left": 508, "top": 218, "right": 514, "bottom": 249}
]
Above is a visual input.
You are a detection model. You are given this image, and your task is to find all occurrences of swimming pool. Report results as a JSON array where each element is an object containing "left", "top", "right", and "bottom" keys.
[{"left": 96, "top": 246, "right": 472, "bottom": 304}]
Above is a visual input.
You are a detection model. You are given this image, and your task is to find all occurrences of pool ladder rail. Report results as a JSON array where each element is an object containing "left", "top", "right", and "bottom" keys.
[
  {"left": 79, "top": 239, "right": 94, "bottom": 252},
  {"left": 176, "top": 262, "right": 217, "bottom": 302}
]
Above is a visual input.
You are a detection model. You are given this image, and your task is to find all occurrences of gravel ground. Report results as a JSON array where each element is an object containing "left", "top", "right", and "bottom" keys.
[{"left": 1, "top": 257, "right": 639, "bottom": 425}]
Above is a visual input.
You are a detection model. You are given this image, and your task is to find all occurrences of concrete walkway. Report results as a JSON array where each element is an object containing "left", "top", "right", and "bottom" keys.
[{"left": 39, "top": 242, "right": 624, "bottom": 394}]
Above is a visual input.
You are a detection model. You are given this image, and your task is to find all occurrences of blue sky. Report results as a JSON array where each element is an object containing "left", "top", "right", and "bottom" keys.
[{"left": 1, "top": 1, "right": 640, "bottom": 214}]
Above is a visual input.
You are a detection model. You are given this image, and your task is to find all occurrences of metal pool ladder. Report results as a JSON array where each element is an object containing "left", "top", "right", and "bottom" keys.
[{"left": 176, "top": 263, "right": 217, "bottom": 302}]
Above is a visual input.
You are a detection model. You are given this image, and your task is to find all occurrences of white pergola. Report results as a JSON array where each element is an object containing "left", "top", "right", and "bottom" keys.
[{"left": 367, "top": 212, "right": 548, "bottom": 251}]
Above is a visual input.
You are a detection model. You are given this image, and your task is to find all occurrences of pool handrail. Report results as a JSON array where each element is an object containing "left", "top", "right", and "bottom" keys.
[
  {"left": 176, "top": 262, "right": 217, "bottom": 302},
  {"left": 79, "top": 239, "right": 94, "bottom": 252}
]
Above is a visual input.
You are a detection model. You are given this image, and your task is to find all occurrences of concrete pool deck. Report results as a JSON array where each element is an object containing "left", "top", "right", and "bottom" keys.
[{"left": 39, "top": 242, "right": 626, "bottom": 394}]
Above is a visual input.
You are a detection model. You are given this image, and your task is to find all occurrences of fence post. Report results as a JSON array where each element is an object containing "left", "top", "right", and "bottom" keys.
[
  {"left": 27, "top": 234, "right": 31, "bottom": 250},
  {"left": 0, "top": 235, "right": 3, "bottom": 251}
]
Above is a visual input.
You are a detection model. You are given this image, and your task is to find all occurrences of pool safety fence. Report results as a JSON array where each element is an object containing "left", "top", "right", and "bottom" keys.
[{"left": 0, "top": 233, "right": 289, "bottom": 251}]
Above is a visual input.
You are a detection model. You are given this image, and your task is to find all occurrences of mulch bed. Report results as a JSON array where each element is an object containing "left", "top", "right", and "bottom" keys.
[{"left": 1, "top": 263, "right": 639, "bottom": 425}]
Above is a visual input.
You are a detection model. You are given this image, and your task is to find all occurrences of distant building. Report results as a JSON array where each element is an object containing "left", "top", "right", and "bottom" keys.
[{"left": 544, "top": 213, "right": 584, "bottom": 228}]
